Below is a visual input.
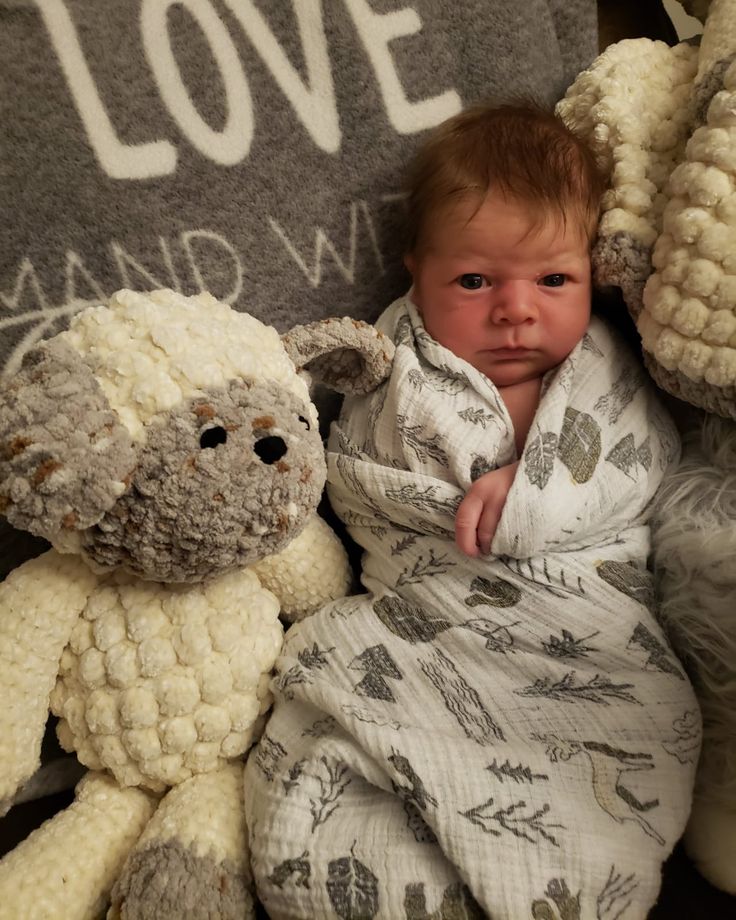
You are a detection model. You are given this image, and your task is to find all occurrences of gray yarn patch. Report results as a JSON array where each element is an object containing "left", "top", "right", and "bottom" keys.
[
  {"left": 111, "top": 839, "right": 253, "bottom": 920},
  {"left": 82, "top": 378, "right": 325, "bottom": 582},
  {"left": 693, "top": 53, "right": 736, "bottom": 127},
  {"left": 593, "top": 231, "right": 652, "bottom": 319},
  {"left": 0, "top": 339, "right": 136, "bottom": 540},
  {"left": 283, "top": 317, "right": 395, "bottom": 396},
  {"left": 644, "top": 353, "right": 736, "bottom": 421}
]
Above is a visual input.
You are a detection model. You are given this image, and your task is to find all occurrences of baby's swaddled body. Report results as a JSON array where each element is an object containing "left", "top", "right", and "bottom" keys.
[{"left": 245, "top": 298, "right": 700, "bottom": 920}]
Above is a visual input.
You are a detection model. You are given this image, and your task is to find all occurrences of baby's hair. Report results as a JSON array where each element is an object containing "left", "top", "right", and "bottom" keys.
[{"left": 404, "top": 101, "right": 607, "bottom": 253}]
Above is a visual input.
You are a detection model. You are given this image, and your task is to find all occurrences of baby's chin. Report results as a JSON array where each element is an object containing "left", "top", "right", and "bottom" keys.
[{"left": 475, "top": 358, "right": 549, "bottom": 389}]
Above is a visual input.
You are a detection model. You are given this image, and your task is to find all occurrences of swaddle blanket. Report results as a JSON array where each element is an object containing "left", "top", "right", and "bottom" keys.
[{"left": 245, "top": 297, "right": 700, "bottom": 919}]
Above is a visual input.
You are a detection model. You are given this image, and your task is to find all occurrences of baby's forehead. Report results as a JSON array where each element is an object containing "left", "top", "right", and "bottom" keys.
[{"left": 422, "top": 191, "right": 591, "bottom": 252}]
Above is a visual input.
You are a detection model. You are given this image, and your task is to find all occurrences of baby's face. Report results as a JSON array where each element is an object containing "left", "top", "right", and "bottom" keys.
[{"left": 406, "top": 191, "right": 592, "bottom": 388}]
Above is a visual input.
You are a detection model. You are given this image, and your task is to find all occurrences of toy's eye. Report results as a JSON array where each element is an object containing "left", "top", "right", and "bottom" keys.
[
  {"left": 298, "top": 415, "right": 311, "bottom": 431},
  {"left": 200, "top": 426, "right": 228, "bottom": 449},
  {"left": 254, "top": 436, "right": 288, "bottom": 464}
]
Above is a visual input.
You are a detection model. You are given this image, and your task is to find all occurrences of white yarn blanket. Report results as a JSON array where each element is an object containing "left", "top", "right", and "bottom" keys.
[{"left": 245, "top": 298, "right": 700, "bottom": 920}]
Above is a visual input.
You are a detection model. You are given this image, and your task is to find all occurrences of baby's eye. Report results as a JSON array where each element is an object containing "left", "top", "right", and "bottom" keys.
[
  {"left": 540, "top": 274, "right": 566, "bottom": 287},
  {"left": 458, "top": 274, "right": 485, "bottom": 290}
]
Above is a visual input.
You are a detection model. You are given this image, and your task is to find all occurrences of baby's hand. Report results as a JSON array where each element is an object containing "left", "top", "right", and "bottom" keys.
[{"left": 455, "top": 462, "right": 519, "bottom": 557}]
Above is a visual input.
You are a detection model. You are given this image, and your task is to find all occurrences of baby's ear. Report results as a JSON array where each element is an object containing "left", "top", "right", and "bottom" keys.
[
  {"left": 282, "top": 318, "right": 394, "bottom": 396},
  {"left": 0, "top": 339, "right": 137, "bottom": 542}
]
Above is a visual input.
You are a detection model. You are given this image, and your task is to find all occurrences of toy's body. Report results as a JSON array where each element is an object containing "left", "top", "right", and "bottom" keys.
[
  {"left": 0, "top": 289, "right": 392, "bottom": 919},
  {"left": 560, "top": 0, "right": 736, "bottom": 893}
]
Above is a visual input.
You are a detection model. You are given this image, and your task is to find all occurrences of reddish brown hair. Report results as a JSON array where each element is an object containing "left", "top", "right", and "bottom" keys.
[{"left": 404, "top": 101, "right": 606, "bottom": 253}]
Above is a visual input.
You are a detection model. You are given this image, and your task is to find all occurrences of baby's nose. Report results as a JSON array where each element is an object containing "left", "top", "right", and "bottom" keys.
[{"left": 492, "top": 281, "right": 536, "bottom": 323}]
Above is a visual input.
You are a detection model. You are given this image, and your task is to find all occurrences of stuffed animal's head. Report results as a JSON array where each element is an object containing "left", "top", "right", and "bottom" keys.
[{"left": 0, "top": 289, "right": 393, "bottom": 582}]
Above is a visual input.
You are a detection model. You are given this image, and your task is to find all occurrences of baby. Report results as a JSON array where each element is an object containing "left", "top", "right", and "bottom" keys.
[
  {"left": 402, "top": 104, "right": 601, "bottom": 559},
  {"left": 245, "top": 104, "right": 700, "bottom": 920}
]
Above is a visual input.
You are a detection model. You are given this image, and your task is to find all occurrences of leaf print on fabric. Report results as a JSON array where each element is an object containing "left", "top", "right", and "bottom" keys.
[
  {"left": 422, "top": 364, "right": 473, "bottom": 395},
  {"left": 537, "top": 735, "right": 664, "bottom": 845},
  {"left": 299, "top": 643, "right": 336, "bottom": 669},
  {"left": 486, "top": 759, "right": 548, "bottom": 784},
  {"left": 525, "top": 429, "right": 558, "bottom": 489},
  {"left": 384, "top": 483, "right": 461, "bottom": 517},
  {"left": 627, "top": 623, "right": 685, "bottom": 680},
  {"left": 341, "top": 703, "right": 401, "bottom": 731},
  {"left": 558, "top": 407, "right": 601, "bottom": 483},
  {"left": 396, "top": 548, "right": 456, "bottom": 587},
  {"left": 461, "top": 618, "right": 517, "bottom": 653},
  {"left": 391, "top": 534, "right": 418, "bottom": 556},
  {"left": 308, "top": 756, "right": 352, "bottom": 831},
  {"left": 605, "top": 433, "right": 653, "bottom": 479},
  {"left": 277, "top": 644, "right": 336, "bottom": 699},
  {"left": 460, "top": 797, "right": 563, "bottom": 847},
  {"left": 389, "top": 750, "right": 438, "bottom": 811},
  {"left": 335, "top": 454, "right": 389, "bottom": 523},
  {"left": 531, "top": 878, "right": 581, "bottom": 919},
  {"left": 419, "top": 647, "right": 505, "bottom": 744},
  {"left": 326, "top": 847, "right": 379, "bottom": 920},
  {"left": 457, "top": 406, "right": 500, "bottom": 430},
  {"left": 596, "top": 560, "right": 654, "bottom": 610},
  {"left": 349, "top": 644, "right": 403, "bottom": 702},
  {"left": 396, "top": 414, "right": 450, "bottom": 466},
  {"left": 302, "top": 716, "right": 338, "bottom": 739},
  {"left": 581, "top": 331, "right": 604, "bottom": 357},
  {"left": 662, "top": 710, "right": 701, "bottom": 764},
  {"left": 597, "top": 866, "right": 639, "bottom": 919},
  {"left": 283, "top": 758, "right": 306, "bottom": 794},
  {"left": 402, "top": 800, "right": 438, "bottom": 844},
  {"left": 542, "top": 629, "right": 600, "bottom": 660},
  {"left": 407, "top": 368, "right": 428, "bottom": 391},
  {"left": 253, "top": 734, "right": 287, "bottom": 782},
  {"left": 499, "top": 555, "right": 587, "bottom": 599},
  {"left": 394, "top": 313, "right": 414, "bottom": 347},
  {"left": 404, "top": 882, "right": 484, "bottom": 919},
  {"left": 470, "top": 455, "right": 494, "bottom": 481},
  {"left": 373, "top": 596, "right": 453, "bottom": 644},
  {"left": 464, "top": 575, "right": 522, "bottom": 608},
  {"left": 516, "top": 672, "right": 641, "bottom": 706},
  {"left": 267, "top": 851, "right": 311, "bottom": 890},
  {"left": 650, "top": 409, "right": 680, "bottom": 470},
  {"left": 594, "top": 367, "right": 643, "bottom": 423}
]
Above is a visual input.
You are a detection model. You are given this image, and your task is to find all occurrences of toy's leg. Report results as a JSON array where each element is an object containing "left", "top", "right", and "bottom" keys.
[
  {"left": 110, "top": 763, "right": 254, "bottom": 920},
  {"left": 0, "top": 772, "right": 156, "bottom": 920}
]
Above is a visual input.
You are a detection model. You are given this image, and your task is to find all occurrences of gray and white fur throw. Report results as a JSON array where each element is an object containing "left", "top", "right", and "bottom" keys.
[
  {"left": 244, "top": 297, "right": 700, "bottom": 919},
  {"left": 560, "top": 0, "right": 736, "bottom": 894}
]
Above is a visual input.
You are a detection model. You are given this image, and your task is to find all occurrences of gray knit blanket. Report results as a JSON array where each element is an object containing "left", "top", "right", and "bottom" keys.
[
  {"left": 0, "top": 0, "right": 598, "bottom": 579},
  {"left": 245, "top": 297, "right": 701, "bottom": 919}
]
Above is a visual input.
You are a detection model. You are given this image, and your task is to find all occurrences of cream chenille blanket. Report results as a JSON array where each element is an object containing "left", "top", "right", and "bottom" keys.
[{"left": 245, "top": 297, "right": 701, "bottom": 920}]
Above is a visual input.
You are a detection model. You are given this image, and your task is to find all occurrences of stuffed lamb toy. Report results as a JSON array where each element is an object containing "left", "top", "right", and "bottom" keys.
[
  {"left": 560, "top": 0, "right": 736, "bottom": 893},
  {"left": 0, "top": 288, "right": 394, "bottom": 920}
]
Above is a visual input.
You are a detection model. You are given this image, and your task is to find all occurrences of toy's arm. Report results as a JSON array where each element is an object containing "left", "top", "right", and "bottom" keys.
[
  {"left": 250, "top": 515, "right": 352, "bottom": 622},
  {"left": 0, "top": 549, "right": 98, "bottom": 809},
  {"left": 0, "top": 772, "right": 156, "bottom": 920}
]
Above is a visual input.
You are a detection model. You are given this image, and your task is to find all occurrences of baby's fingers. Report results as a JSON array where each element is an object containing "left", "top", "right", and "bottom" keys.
[
  {"left": 476, "top": 501, "right": 503, "bottom": 556},
  {"left": 455, "top": 493, "right": 483, "bottom": 557}
]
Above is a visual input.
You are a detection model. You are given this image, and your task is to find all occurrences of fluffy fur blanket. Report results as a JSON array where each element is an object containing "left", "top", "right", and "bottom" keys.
[{"left": 244, "top": 298, "right": 699, "bottom": 919}]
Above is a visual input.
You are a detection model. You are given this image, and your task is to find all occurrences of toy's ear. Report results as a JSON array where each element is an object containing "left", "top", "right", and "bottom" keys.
[
  {"left": 281, "top": 318, "right": 395, "bottom": 396},
  {"left": 0, "top": 339, "right": 137, "bottom": 542}
]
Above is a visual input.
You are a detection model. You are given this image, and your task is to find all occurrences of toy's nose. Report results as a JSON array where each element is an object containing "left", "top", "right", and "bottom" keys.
[{"left": 254, "top": 436, "right": 288, "bottom": 464}]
